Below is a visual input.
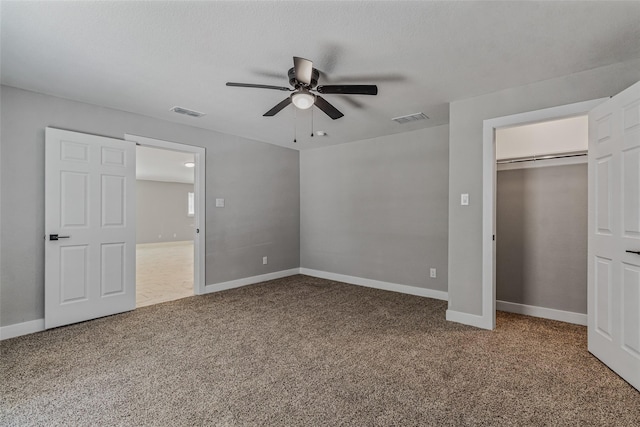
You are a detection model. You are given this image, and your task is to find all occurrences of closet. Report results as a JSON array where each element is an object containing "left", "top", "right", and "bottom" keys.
[{"left": 495, "top": 116, "right": 588, "bottom": 323}]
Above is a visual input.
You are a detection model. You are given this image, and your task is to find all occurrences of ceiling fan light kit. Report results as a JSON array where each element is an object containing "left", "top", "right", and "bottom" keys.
[
  {"left": 291, "top": 90, "right": 315, "bottom": 109},
  {"left": 226, "top": 56, "right": 378, "bottom": 121}
]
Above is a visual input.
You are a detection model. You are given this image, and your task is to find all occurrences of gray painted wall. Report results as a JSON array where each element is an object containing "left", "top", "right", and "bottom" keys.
[
  {"left": 496, "top": 164, "right": 587, "bottom": 314},
  {"left": 136, "top": 180, "right": 195, "bottom": 244},
  {"left": 301, "top": 126, "right": 449, "bottom": 292},
  {"left": 0, "top": 85, "right": 300, "bottom": 327},
  {"left": 448, "top": 58, "right": 640, "bottom": 316}
]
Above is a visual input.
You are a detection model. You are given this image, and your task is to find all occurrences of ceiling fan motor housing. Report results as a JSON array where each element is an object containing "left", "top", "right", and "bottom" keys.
[{"left": 288, "top": 67, "right": 319, "bottom": 89}]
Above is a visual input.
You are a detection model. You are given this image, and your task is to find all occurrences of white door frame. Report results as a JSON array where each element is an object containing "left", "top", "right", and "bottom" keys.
[
  {"left": 124, "top": 134, "right": 206, "bottom": 295},
  {"left": 478, "top": 98, "right": 607, "bottom": 330}
]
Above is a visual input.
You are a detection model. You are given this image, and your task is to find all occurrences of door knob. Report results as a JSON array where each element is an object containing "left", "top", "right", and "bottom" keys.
[{"left": 49, "top": 234, "right": 70, "bottom": 241}]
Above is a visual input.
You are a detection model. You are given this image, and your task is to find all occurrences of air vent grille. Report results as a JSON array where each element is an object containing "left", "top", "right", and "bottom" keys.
[
  {"left": 392, "top": 112, "right": 429, "bottom": 124},
  {"left": 170, "top": 106, "right": 206, "bottom": 118}
]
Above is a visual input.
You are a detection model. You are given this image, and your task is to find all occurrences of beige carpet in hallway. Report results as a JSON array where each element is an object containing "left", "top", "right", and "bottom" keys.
[{"left": 136, "top": 241, "right": 193, "bottom": 307}]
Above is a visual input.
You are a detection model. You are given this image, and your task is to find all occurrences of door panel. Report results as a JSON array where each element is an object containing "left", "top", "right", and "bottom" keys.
[
  {"left": 623, "top": 102, "right": 640, "bottom": 130},
  {"left": 596, "top": 114, "right": 612, "bottom": 143},
  {"left": 60, "top": 245, "right": 89, "bottom": 303},
  {"left": 621, "top": 264, "right": 640, "bottom": 356},
  {"left": 623, "top": 148, "right": 640, "bottom": 236},
  {"left": 595, "top": 157, "right": 613, "bottom": 234},
  {"left": 101, "top": 243, "right": 126, "bottom": 296},
  {"left": 101, "top": 175, "right": 125, "bottom": 226},
  {"left": 45, "top": 127, "right": 136, "bottom": 329},
  {"left": 588, "top": 81, "right": 640, "bottom": 391},
  {"left": 61, "top": 140, "right": 89, "bottom": 162},
  {"left": 61, "top": 172, "right": 89, "bottom": 227},
  {"left": 594, "top": 257, "right": 612, "bottom": 338},
  {"left": 102, "top": 146, "right": 126, "bottom": 166}
]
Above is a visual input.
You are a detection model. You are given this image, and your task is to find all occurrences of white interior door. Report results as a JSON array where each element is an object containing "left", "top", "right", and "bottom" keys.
[
  {"left": 588, "top": 81, "right": 640, "bottom": 391},
  {"left": 45, "top": 128, "right": 136, "bottom": 329}
]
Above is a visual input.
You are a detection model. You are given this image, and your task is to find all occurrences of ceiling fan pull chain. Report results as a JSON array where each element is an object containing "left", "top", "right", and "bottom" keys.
[
  {"left": 293, "top": 106, "right": 297, "bottom": 143},
  {"left": 311, "top": 107, "right": 314, "bottom": 137}
]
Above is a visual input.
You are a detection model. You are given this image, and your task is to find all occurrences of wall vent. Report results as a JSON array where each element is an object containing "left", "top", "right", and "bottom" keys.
[
  {"left": 170, "top": 106, "right": 206, "bottom": 118},
  {"left": 391, "top": 112, "right": 429, "bottom": 124}
]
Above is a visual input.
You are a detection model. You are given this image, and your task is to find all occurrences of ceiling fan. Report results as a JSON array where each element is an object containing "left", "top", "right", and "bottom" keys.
[{"left": 226, "top": 57, "right": 378, "bottom": 120}]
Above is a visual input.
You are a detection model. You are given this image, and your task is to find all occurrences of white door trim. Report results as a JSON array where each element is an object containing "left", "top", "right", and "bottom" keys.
[
  {"left": 124, "top": 134, "right": 206, "bottom": 295},
  {"left": 477, "top": 98, "right": 607, "bottom": 330}
]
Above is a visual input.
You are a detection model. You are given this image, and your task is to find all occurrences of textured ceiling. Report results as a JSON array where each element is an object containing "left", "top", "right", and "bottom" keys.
[{"left": 2, "top": 1, "right": 640, "bottom": 150}]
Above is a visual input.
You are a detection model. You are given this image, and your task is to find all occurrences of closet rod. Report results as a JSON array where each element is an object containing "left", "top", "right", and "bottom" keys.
[{"left": 497, "top": 151, "right": 587, "bottom": 165}]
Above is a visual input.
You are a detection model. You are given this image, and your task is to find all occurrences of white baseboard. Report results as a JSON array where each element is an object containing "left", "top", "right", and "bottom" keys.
[
  {"left": 1, "top": 269, "right": 300, "bottom": 340},
  {"left": 204, "top": 268, "right": 300, "bottom": 294},
  {"left": 446, "top": 309, "right": 494, "bottom": 330},
  {"left": 0, "top": 268, "right": 450, "bottom": 340},
  {"left": 496, "top": 300, "right": 587, "bottom": 326},
  {"left": 299, "top": 268, "right": 448, "bottom": 301},
  {"left": 0, "top": 318, "right": 45, "bottom": 341}
]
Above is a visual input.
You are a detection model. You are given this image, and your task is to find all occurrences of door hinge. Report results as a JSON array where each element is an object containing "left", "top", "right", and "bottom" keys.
[
  {"left": 493, "top": 234, "right": 495, "bottom": 241},
  {"left": 196, "top": 228, "right": 200, "bottom": 233}
]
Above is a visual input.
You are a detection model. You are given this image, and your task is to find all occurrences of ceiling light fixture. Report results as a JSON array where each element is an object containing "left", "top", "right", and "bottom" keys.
[
  {"left": 291, "top": 90, "right": 315, "bottom": 110},
  {"left": 184, "top": 162, "right": 195, "bottom": 168}
]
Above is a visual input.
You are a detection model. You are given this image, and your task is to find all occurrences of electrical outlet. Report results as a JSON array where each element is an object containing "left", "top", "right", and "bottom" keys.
[
  {"left": 461, "top": 193, "right": 469, "bottom": 206},
  {"left": 263, "top": 256, "right": 268, "bottom": 265},
  {"left": 430, "top": 268, "right": 437, "bottom": 278}
]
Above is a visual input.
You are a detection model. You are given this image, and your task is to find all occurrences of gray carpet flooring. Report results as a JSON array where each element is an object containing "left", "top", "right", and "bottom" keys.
[{"left": 1, "top": 274, "right": 639, "bottom": 426}]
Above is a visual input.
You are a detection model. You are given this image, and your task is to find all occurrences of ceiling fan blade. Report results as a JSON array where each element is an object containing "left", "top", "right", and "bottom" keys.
[
  {"left": 293, "top": 57, "right": 313, "bottom": 85},
  {"left": 314, "top": 95, "right": 344, "bottom": 120},
  {"left": 316, "top": 85, "right": 378, "bottom": 95},
  {"left": 263, "top": 97, "right": 292, "bottom": 117},
  {"left": 226, "top": 82, "right": 292, "bottom": 91}
]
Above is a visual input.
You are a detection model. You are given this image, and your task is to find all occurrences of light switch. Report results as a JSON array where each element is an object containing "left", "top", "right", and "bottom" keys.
[
  {"left": 461, "top": 193, "right": 469, "bottom": 206},
  {"left": 215, "top": 198, "right": 225, "bottom": 208}
]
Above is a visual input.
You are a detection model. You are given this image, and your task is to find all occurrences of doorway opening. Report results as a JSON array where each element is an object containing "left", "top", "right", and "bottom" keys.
[
  {"left": 494, "top": 116, "right": 588, "bottom": 325},
  {"left": 125, "top": 134, "right": 206, "bottom": 306},
  {"left": 135, "top": 146, "right": 195, "bottom": 307},
  {"left": 479, "top": 98, "right": 607, "bottom": 330}
]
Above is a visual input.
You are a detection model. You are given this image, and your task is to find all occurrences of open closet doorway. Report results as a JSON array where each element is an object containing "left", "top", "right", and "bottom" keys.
[
  {"left": 479, "top": 98, "right": 606, "bottom": 330},
  {"left": 494, "top": 116, "right": 588, "bottom": 325},
  {"left": 126, "top": 134, "right": 206, "bottom": 307}
]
